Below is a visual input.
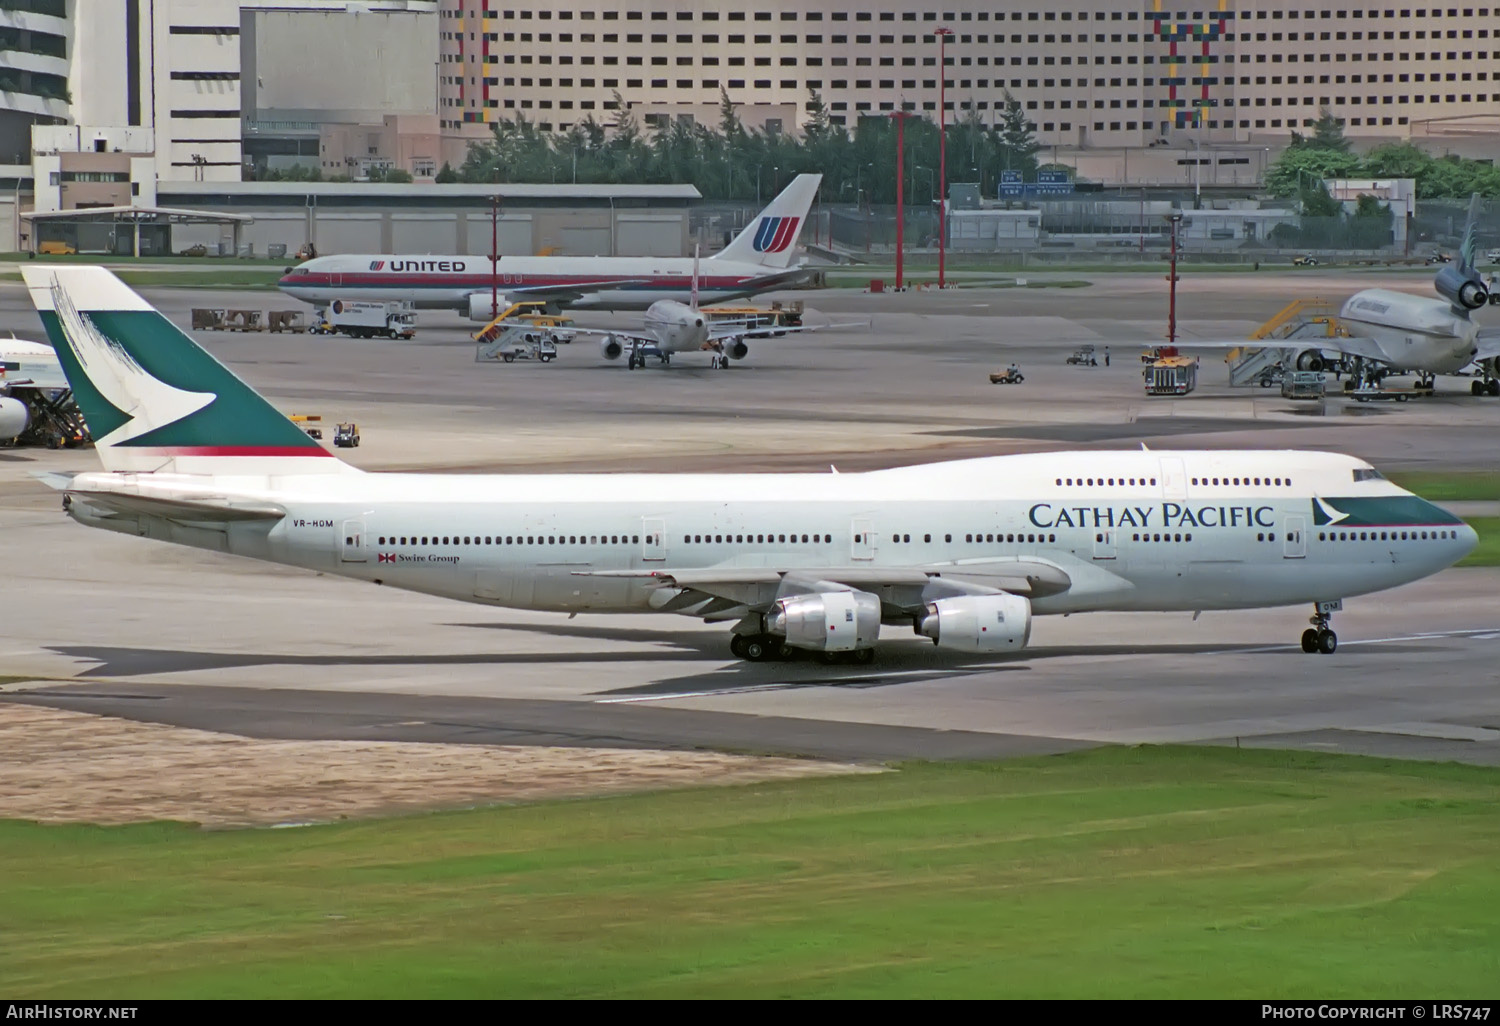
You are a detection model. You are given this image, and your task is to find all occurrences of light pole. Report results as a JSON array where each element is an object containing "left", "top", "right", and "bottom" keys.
[
  {"left": 1165, "top": 212, "right": 1182, "bottom": 344},
  {"left": 915, "top": 165, "right": 935, "bottom": 204},
  {"left": 492, "top": 193, "right": 504, "bottom": 316},
  {"left": 935, "top": 26, "right": 953, "bottom": 289},
  {"left": 891, "top": 111, "right": 915, "bottom": 290}
]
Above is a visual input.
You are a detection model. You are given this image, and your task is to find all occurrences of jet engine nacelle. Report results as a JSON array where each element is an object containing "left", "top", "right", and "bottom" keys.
[
  {"left": 0, "top": 396, "right": 28, "bottom": 439},
  {"left": 466, "top": 292, "right": 512, "bottom": 321},
  {"left": 1295, "top": 350, "right": 1327, "bottom": 372},
  {"left": 767, "top": 589, "right": 881, "bottom": 653},
  {"left": 916, "top": 594, "right": 1032, "bottom": 652},
  {"left": 1435, "top": 264, "right": 1489, "bottom": 311},
  {"left": 600, "top": 335, "right": 623, "bottom": 360},
  {"left": 722, "top": 339, "right": 749, "bottom": 361}
]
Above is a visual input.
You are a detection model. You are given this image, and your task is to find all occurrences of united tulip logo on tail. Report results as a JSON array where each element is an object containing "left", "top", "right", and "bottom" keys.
[{"left": 752, "top": 216, "right": 801, "bottom": 253}]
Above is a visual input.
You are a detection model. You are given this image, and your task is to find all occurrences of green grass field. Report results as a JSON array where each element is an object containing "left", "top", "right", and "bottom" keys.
[
  {"left": 1458, "top": 518, "right": 1500, "bottom": 567},
  {"left": 1389, "top": 471, "right": 1500, "bottom": 503},
  {"left": 5, "top": 746, "right": 1499, "bottom": 998},
  {"left": 0, "top": 268, "right": 283, "bottom": 289}
]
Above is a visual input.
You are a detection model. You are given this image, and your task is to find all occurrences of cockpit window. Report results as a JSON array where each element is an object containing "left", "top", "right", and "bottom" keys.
[{"left": 1352, "top": 468, "right": 1384, "bottom": 482}]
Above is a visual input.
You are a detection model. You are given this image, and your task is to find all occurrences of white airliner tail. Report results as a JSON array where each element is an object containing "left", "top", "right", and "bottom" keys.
[{"left": 713, "top": 173, "right": 822, "bottom": 269}]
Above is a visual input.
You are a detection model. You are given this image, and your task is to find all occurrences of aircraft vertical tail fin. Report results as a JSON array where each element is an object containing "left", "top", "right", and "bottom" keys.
[
  {"left": 1458, "top": 192, "right": 1482, "bottom": 274},
  {"left": 21, "top": 266, "right": 358, "bottom": 477},
  {"left": 712, "top": 173, "right": 822, "bottom": 269}
]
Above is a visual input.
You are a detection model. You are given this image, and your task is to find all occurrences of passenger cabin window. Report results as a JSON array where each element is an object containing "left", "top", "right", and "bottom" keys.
[{"left": 1352, "top": 468, "right": 1384, "bottom": 482}]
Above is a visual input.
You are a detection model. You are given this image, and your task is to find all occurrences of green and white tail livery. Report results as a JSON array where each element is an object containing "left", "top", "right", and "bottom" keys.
[{"left": 23, "top": 266, "right": 357, "bottom": 476}]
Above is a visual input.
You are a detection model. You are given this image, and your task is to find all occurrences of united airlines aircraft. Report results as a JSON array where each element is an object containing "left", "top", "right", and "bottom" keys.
[{"left": 277, "top": 175, "right": 823, "bottom": 317}]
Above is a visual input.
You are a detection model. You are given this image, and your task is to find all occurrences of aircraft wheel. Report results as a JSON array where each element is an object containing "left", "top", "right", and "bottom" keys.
[
  {"left": 852, "top": 647, "right": 875, "bottom": 665},
  {"left": 729, "top": 634, "right": 747, "bottom": 659},
  {"left": 1473, "top": 380, "right": 1484, "bottom": 396},
  {"left": 1317, "top": 629, "right": 1338, "bottom": 655},
  {"left": 742, "top": 636, "right": 773, "bottom": 662},
  {"left": 1300, "top": 628, "right": 1320, "bottom": 654},
  {"left": 719, "top": 356, "right": 731, "bottom": 370},
  {"left": 1488, "top": 380, "right": 1500, "bottom": 397}
]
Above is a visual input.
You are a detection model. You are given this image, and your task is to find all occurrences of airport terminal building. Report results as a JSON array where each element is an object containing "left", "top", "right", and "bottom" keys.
[{"left": 440, "top": 1, "right": 1500, "bottom": 160}]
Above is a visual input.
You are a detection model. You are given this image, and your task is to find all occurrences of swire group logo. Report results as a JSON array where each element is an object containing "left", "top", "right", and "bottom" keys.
[
  {"left": 752, "top": 216, "right": 801, "bottom": 253},
  {"left": 378, "top": 552, "right": 396, "bottom": 563}
]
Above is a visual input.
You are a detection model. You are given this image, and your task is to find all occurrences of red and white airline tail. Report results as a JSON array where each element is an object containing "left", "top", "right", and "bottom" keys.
[{"left": 713, "top": 174, "right": 822, "bottom": 269}]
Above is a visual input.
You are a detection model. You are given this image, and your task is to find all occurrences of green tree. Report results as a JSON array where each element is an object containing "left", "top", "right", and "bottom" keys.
[
  {"left": 434, "top": 162, "right": 458, "bottom": 184},
  {"left": 1361, "top": 142, "right": 1430, "bottom": 179},
  {"left": 996, "top": 91, "right": 1041, "bottom": 179},
  {"left": 1292, "top": 107, "right": 1352, "bottom": 153},
  {"left": 1348, "top": 193, "right": 1395, "bottom": 249},
  {"left": 1265, "top": 146, "right": 1361, "bottom": 198}
]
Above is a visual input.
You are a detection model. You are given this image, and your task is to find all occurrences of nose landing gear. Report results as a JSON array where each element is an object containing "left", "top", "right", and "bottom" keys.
[{"left": 1300, "top": 605, "right": 1339, "bottom": 654}]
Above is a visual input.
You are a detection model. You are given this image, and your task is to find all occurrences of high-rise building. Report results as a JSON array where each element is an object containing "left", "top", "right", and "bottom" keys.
[
  {"left": 48, "top": 1, "right": 437, "bottom": 184},
  {"left": 437, "top": 1, "right": 1500, "bottom": 163},
  {"left": 0, "top": 0, "right": 73, "bottom": 163}
]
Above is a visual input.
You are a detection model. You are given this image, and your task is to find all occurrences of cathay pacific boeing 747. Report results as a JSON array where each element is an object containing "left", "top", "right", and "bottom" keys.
[{"left": 25, "top": 267, "right": 1477, "bottom": 662}]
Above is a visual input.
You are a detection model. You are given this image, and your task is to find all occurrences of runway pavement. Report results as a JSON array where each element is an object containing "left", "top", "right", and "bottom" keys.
[{"left": 4, "top": 271, "right": 1499, "bottom": 766}]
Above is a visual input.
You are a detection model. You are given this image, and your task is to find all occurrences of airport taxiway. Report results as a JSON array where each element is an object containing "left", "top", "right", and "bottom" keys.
[{"left": 3, "top": 271, "right": 1499, "bottom": 768}]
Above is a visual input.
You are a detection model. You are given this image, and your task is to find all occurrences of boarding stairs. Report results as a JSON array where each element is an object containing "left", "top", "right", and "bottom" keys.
[
  {"left": 1227, "top": 298, "right": 1348, "bottom": 387},
  {"left": 471, "top": 300, "right": 547, "bottom": 344}
]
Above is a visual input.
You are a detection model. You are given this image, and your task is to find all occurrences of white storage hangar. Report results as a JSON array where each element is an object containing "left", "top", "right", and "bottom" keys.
[{"left": 153, "top": 182, "right": 700, "bottom": 258}]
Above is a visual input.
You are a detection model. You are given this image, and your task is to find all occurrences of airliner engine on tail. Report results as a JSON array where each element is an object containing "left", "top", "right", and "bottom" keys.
[
  {"left": 25, "top": 266, "right": 1478, "bottom": 663},
  {"left": 1190, "top": 196, "right": 1500, "bottom": 394},
  {"left": 278, "top": 174, "right": 822, "bottom": 316}
]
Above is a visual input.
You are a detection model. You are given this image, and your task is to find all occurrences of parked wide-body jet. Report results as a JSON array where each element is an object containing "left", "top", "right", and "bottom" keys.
[
  {"left": 26, "top": 266, "right": 1476, "bottom": 661},
  {"left": 277, "top": 174, "right": 823, "bottom": 316}
]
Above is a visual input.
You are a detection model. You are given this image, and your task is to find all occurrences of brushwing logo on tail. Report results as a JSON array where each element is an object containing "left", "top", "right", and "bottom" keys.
[
  {"left": 48, "top": 279, "right": 215, "bottom": 446},
  {"left": 752, "top": 216, "right": 801, "bottom": 254}
]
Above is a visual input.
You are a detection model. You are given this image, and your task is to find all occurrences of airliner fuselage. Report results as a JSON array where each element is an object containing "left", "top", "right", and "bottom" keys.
[{"left": 1338, "top": 288, "right": 1481, "bottom": 373}]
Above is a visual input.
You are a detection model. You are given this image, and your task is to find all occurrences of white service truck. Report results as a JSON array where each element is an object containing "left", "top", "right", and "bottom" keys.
[{"left": 310, "top": 300, "right": 417, "bottom": 339}]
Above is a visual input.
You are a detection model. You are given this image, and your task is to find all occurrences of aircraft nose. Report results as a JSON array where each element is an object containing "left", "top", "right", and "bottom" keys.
[{"left": 1456, "top": 521, "right": 1480, "bottom": 560}]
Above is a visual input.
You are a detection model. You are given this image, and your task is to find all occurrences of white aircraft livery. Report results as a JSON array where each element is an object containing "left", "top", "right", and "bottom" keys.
[
  {"left": 0, "top": 337, "right": 73, "bottom": 443},
  {"left": 27, "top": 266, "right": 1478, "bottom": 661},
  {"left": 278, "top": 174, "right": 822, "bottom": 317},
  {"left": 1191, "top": 195, "right": 1500, "bottom": 394}
]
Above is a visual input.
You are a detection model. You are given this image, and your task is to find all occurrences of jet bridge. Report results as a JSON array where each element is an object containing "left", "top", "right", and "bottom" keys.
[{"left": 1226, "top": 298, "right": 1351, "bottom": 387}]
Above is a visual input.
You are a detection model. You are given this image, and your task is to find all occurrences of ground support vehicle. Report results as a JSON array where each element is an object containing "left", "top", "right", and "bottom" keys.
[
  {"left": 309, "top": 300, "right": 416, "bottom": 340},
  {"left": 1144, "top": 354, "right": 1199, "bottom": 395},
  {"left": 1066, "top": 345, "right": 1098, "bottom": 366},
  {"left": 989, "top": 369, "right": 1025, "bottom": 384},
  {"left": 1281, "top": 371, "right": 1326, "bottom": 400},
  {"left": 475, "top": 325, "right": 558, "bottom": 363}
]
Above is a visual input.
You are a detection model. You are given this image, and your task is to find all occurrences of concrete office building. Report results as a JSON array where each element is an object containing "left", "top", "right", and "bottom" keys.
[
  {"left": 0, "top": 0, "right": 72, "bottom": 164},
  {"left": 438, "top": 1, "right": 1500, "bottom": 182}
]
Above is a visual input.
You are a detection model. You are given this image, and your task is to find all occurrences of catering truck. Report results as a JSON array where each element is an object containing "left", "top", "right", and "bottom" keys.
[{"left": 309, "top": 299, "right": 416, "bottom": 340}]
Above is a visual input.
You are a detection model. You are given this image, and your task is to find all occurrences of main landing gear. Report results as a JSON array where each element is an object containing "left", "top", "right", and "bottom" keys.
[
  {"left": 710, "top": 353, "right": 732, "bottom": 369},
  {"left": 728, "top": 633, "right": 875, "bottom": 664},
  {"left": 1299, "top": 606, "right": 1339, "bottom": 655},
  {"left": 730, "top": 633, "right": 781, "bottom": 661}
]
